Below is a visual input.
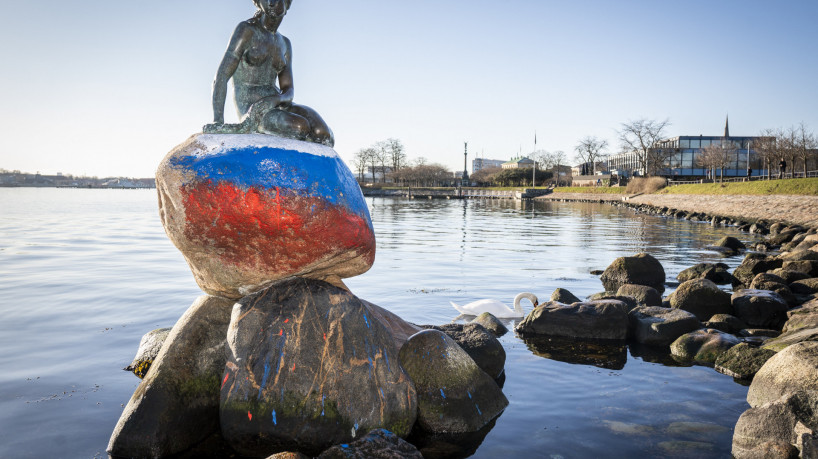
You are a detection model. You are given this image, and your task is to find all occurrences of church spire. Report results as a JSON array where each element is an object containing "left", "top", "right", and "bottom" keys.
[{"left": 724, "top": 115, "right": 730, "bottom": 138}]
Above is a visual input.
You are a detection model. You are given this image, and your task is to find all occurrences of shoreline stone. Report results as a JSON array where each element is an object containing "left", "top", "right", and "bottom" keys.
[{"left": 108, "top": 295, "right": 235, "bottom": 458}]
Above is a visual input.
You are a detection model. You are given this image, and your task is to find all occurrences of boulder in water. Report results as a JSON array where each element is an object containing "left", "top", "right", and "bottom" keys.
[
  {"left": 516, "top": 300, "right": 629, "bottom": 340},
  {"left": 156, "top": 134, "right": 376, "bottom": 299},
  {"left": 108, "top": 295, "right": 234, "bottom": 458},
  {"left": 600, "top": 253, "right": 666, "bottom": 292},
  {"left": 220, "top": 278, "right": 417, "bottom": 457},
  {"left": 398, "top": 329, "right": 508, "bottom": 434}
]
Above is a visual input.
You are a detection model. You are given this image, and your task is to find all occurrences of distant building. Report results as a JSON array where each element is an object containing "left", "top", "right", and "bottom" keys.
[
  {"left": 608, "top": 118, "right": 772, "bottom": 179},
  {"left": 472, "top": 158, "right": 504, "bottom": 174},
  {"left": 501, "top": 156, "right": 535, "bottom": 169},
  {"left": 572, "top": 161, "right": 608, "bottom": 177}
]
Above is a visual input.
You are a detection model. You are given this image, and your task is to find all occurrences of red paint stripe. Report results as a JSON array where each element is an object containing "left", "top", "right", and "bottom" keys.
[
  {"left": 248, "top": 411, "right": 253, "bottom": 421},
  {"left": 180, "top": 182, "right": 375, "bottom": 276},
  {"left": 221, "top": 373, "right": 229, "bottom": 388}
]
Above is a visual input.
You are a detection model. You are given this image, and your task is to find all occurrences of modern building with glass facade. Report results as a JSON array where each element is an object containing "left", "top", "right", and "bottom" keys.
[{"left": 608, "top": 120, "right": 770, "bottom": 179}]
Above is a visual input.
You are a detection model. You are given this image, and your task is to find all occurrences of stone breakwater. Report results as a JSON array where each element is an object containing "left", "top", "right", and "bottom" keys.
[{"left": 538, "top": 192, "right": 818, "bottom": 228}]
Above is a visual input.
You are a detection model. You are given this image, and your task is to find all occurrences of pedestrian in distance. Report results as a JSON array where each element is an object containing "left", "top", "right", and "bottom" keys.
[{"left": 779, "top": 159, "right": 787, "bottom": 179}]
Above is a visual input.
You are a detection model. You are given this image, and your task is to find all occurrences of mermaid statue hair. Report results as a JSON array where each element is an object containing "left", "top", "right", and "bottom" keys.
[{"left": 251, "top": 0, "right": 293, "bottom": 20}]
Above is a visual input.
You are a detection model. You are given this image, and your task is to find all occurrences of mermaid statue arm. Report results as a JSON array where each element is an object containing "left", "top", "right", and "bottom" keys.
[
  {"left": 271, "top": 36, "right": 295, "bottom": 109},
  {"left": 211, "top": 23, "right": 254, "bottom": 124}
]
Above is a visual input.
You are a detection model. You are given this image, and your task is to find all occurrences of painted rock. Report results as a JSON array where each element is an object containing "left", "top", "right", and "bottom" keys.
[
  {"left": 220, "top": 278, "right": 417, "bottom": 457},
  {"left": 157, "top": 133, "right": 375, "bottom": 299}
]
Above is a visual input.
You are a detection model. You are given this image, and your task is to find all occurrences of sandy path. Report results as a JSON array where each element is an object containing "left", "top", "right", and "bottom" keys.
[{"left": 538, "top": 193, "right": 818, "bottom": 228}]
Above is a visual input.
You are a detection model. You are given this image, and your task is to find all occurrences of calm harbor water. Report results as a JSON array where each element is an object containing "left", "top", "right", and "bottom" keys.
[{"left": 0, "top": 188, "right": 755, "bottom": 458}]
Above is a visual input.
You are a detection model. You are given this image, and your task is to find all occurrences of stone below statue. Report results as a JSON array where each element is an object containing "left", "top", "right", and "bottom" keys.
[{"left": 156, "top": 133, "right": 376, "bottom": 299}]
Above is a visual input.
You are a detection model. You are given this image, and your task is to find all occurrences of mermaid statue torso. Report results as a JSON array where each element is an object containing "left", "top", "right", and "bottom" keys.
[{"left": 205, "top": 0, "right": 334, "bottom": 147}]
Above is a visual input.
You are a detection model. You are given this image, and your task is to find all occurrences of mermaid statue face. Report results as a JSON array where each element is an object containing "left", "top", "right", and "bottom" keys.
[{"left": 254, "top": 0, "right": 290, "bottom": 19}]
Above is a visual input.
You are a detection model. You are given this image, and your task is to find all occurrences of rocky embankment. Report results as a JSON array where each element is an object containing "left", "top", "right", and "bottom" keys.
[
  {"left": 514, "top": 205, "right": 818, "bottom": 458},
  {"left": 538, "top": 192, "right": 818, "bottom": 228}
]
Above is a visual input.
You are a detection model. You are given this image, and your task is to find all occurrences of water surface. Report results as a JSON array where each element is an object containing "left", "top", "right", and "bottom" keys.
[{"left": 0, "top": 189, "right": 754, "bottom": 458}]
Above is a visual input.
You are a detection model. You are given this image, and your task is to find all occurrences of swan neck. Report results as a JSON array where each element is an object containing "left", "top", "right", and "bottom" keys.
[{"left": 514, "top": 292, "right": 538, "bottom": 313}]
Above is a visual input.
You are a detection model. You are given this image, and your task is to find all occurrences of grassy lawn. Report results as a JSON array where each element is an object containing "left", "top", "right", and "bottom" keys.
[
  {"left": 659, "top": 178, "right": 818, "bottom": 196},
  {"left": 552, "top": 186, "right": 627, "bottom": 194}
]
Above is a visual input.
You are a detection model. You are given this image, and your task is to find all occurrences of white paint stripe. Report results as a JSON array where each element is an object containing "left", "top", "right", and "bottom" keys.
[{"left": 195, "top": 134, "right": 338, "bottom": 159}]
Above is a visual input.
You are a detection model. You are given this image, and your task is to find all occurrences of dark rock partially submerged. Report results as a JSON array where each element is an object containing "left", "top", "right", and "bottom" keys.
[
  {"left": 124, "top": 327, "right": 171, "bottom": 379},
  {"left": 668, "top": 279, "right": 733, "bottom": 322},
  {"left": 670, "top": 329, "right": 741, "bottom": 365},
  {"left": 714, "top": 343, "right": 776, "bottom": 381},
  {"left": 398, "top": 329, "right": 508, "bottom": 434},
  {"left": 422, "top": 323, "right": 506, "bottom": 379},
  {"left": 628, "top": 306, "right": 701, "bottom": 347},
  {"left": 516, "top": 300, "right": 629, "bottom": 340},
  {"left": 108, "top": 295, "right": 234, "bottom": 458},
  {"left": 600, "top": 253, "right": 666, "bottom": 292}
]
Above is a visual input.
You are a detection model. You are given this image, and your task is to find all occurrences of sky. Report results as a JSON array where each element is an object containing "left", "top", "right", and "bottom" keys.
[{"left": 1, "top": 0, "right": 817, "bottom": 177}]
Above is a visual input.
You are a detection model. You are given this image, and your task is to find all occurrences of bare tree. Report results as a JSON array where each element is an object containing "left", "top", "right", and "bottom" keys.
[
  {"left": 574, "top": 137, "right": 608, "bottom": 175},
  {"left": 754, "top": 129, "right": 781, "bottom": 180},
  {"left": 794, "top": 122, "right": 817, "bottom": 176},
  {"left": 552, "top": 150, "right": 567, "bottom": 186},
  {"left": 386, "top": 138, "right": 407, "bottom": 173},
  {"left": 353, "top": 148, "right": 373, "bottom": 182},
  {"left": 618, "top": 118, "right": 671, "bottom": 176},
  {"left": 697, "top": 141, "right": 735, "bottom": 183}
]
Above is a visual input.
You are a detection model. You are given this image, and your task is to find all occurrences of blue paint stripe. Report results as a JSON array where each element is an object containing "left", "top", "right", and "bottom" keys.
[{"left": 171, "top": 146, "right": 369, "bottom": 218}]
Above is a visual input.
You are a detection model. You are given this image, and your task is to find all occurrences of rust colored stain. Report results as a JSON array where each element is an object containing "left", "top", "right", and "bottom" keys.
[{"left": 180, "top": 181, "right": 375, "bottom": 275}]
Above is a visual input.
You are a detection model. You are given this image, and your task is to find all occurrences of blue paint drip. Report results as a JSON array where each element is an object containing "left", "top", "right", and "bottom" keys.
[
  {"left": 467, "top": 390, "right": 472, "bottom": 399},
  {"left": 363, "top": 312, "right": 370, "bottom": 328},
  {"left": 171, "top": 145, "right": 370, "bottom": 218},
  {"left": 272, "top": 410, "right": 277, "bottom": 425},
  {"left": 341, "top": 444, "right": 349, "bottom": 448},
  {"left": 384, "top": 349, "right": 391, "bottom": 372},
  {"left": 440, "top": 388, "right": 446, "bottom": 399},
  {"left": 379, "top": 388, "right": 384, "bottom": 398},
  {"left": 258, "top": 356, "right": 271, "bottom": 399},
  {"left": 321, "top": 394, "right": 326, "bottom": 416},
  {"left": 475, "top": 404, "right": 482, "bottom": 415}
]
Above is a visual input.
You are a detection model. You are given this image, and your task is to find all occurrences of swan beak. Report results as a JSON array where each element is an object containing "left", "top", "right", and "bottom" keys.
[{"left": 534, "top": 300, "right": 539, "bottom": 307}]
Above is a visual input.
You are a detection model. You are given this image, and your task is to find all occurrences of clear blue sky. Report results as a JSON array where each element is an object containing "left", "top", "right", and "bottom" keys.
[{"left": 1, "top": 0, "right": 816, "bottom": 177}]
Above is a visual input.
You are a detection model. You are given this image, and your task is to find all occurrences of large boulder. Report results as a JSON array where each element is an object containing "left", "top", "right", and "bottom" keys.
[
  {"left": 124, "top": 327, "right": 171, "bottom": 379},
  {"left": 770, "top": 268, "right": 812, "bottom": 284},
  {"left": 516, "top": 300, "right": 629, "bottom": 340},
  {"left": 156, "top": 133, "right": 376, "bottom": 299},
  {"left": 399, "top": 329, "right": 508, "bottom": 433},
  {"left": 677, "top": 262, "right": 734, "bottom": 285},
  {"left": 708, "top": 236, "right": 746, "bottom": 256},
  {"left": 471, "top": 312, "right": 508, "bottom": 337},
  {"left": 791, "top": 278, "right": 818, "bottom": 295},
  {"left": 783, "top": 260, "right": 818, "bottom": 278},
  {"left": 423, "top": 323, "right": 506, "bottom": 378},
  {"left": 715, "top": 343, "right": 776, "bottom": 380},
  {"left": 783, "top": 300, "right": 818, "bottom": 333},
  {"left": 550, "top": 288, "right": 581, "bottom": 304},
  {"left": 670, "top": 329, "right": 741, "bottom": 365},
  {"left": 600, "top": 253, "right": 666, "bottom": 292},
  {"left": 732, "top": 392, "right": 817, "bottom": 459},
  {"left": 668, "top": 279, "right": 733, "bottom": 321},
  {"left": 627, "top": 306, "right": 701, "bottom": 346},
  {"left": 704, "top": 314, "right": 748, "bottom": 334},
  {"left": 220, "top": 279, "right": 417, "bottom": 457},
  {"left": 616, "top": 284, "right": 662, "bottom": 306},
  {"left": 318, "top": 429, "right": 422, "bottom": 459},
  {"left": 732, "top": 289, "right": 789, "bottom": 330},
  {"left": 108, "top": 295, "right": 234, "bottom": 458},
  {"left": 748, "top": 342, "right": 818, "bottom": 408},
  {"left": 733, "top": 254, "right": 785, "bottom": 287},
  {"left": 763, "top": 328, "right": 818, "bottom": 353}
]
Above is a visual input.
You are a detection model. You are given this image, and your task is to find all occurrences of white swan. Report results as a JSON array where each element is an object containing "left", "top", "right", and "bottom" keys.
[{"left": 450, "top": 292, "right": 539, "bottom": 319}]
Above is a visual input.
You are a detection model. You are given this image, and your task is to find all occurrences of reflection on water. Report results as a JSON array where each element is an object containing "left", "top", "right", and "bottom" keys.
[
  {"left": 523, "top": 335, "right": 628, "bottom": 370},
  {"left": 0, "top": 191, "right": 755, "bottom": 458}
]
